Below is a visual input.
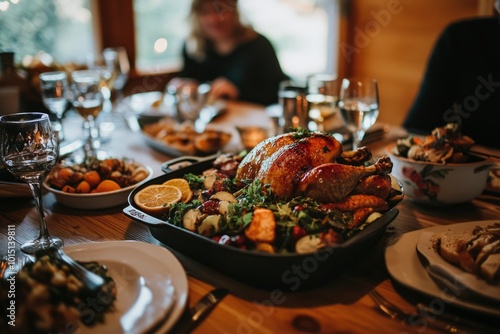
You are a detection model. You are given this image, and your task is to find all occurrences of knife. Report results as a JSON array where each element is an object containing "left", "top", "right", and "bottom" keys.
[{"left": 179, "top": 288, "right": 229, "bottom": 333}]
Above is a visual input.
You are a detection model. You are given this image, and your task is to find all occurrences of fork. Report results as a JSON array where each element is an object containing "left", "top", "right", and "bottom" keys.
[{"left": 368, "top": 290, "right": 461, "bottom": 333}]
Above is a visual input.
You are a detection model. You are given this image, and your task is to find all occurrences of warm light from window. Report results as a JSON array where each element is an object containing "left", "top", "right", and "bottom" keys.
[{"left": 154, "top": 38, "right": 168, "bottom": 53}]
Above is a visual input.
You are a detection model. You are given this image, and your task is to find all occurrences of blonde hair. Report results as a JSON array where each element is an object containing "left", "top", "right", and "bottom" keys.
[{"left": 186, "top": 0, "right": 249, "bottom": 61}]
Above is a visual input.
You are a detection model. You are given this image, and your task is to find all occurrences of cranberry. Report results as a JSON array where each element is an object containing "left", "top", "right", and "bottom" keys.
[
  {"left": 291, "top": 226, "right": 307, "bottom": 241},
  {"left": 230, "top": 235, "right": 247, "bottom": 248},
  {"left": 201, "top": 189, "right": 215, "bottom": 201},
  {"left": 294, "top": 204, "right": 305, "bottom": 212},
  {"left": 200, "top": 200, "right": 220, "bottom": 215}
]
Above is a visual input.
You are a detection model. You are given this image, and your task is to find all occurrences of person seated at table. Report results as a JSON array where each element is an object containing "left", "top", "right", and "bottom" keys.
[
  {"left": 168, "top": 0, "right": 288, "bottom": 106},
  {"left": 403, "top": 10, "right": 500, "bottom": 148}
]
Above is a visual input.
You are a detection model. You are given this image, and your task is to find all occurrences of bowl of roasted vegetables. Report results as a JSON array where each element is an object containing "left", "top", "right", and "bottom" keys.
[
  {"left": 44, "top": 157, "right": 153, "bottom": 210},
  {"left": 124, "top": 130, "right": 403, "bottom": 290},
  {"left": 388, "top": 123, "right": 495, "bottom": 205}
]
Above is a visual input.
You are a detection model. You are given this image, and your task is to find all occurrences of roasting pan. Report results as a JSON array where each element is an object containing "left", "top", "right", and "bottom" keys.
[{"left": 123, "top": 156, "right": 403, "bottom": 291}]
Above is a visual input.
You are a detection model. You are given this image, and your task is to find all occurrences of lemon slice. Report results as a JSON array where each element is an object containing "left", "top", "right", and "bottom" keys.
[
  {"left": 134, "top": 184, "right": 182, "bottom": 214},
  {"left": 163, "top": 178, "right": 193, "bottom": 203}
]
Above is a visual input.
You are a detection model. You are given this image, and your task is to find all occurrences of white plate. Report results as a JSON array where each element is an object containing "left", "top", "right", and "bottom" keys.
[
  {"left": 64, "top": 240, "right": 188, "bottom": 334},
  {"left": 385, "top": 220, "right": 500, "bottom": 317},
  {"left": 416, "top": 222, "right": 500, "bottom": 303}
]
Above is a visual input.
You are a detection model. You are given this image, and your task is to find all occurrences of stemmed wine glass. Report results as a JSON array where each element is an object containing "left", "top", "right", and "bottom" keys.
[
  {"left": 39, "top": 71, "right": 70, "bottom": 142},
  {"left": 0, "top": 112, "right": 63, "bottom": 254},
  {"left": 173, "top": 80, "right": 210, "bottom": 132},
  {"left": 71, "top": 70, "right": 104, "bottom": 158},
  {"left": 103, "top": 47, "right": 130, "bottom": 103},
  {"left": 86, "top": 53, "right": 115, "bottom": 102},
  {"left": 338, "top": 78, "right": 379, "bottom": 150}
]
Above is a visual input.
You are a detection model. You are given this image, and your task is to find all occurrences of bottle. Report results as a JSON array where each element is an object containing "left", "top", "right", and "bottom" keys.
[{"left": 0, "top": 52, "right": 26, "bottom": 115}]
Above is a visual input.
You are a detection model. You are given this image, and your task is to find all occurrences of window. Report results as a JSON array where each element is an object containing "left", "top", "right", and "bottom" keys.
[
  {"left": 0, "top": 0, "right": 94, "bottom": 65},
  {"left": 133, "top": 0, "right": 190, "bottom": 73},
  {"left": 133, "top": 0, "right": 339, "bottom": 81},
  {"left": 1, "top": 0, "right": 339, "bottom": 83}
]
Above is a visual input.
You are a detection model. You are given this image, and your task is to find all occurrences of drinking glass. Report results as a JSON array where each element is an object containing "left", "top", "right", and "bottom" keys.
[
  {"left": 86, "top": 53, "right": 115, "bottom": 102},
  {"left": 103, "top": 47, "right": 130, "bottom": 102},
  {"left": 0, "top": 112, "right": 63, "bottom": 254},
  {"left": 174, "top": 81, "right": 211, "bottom": 131},
  {"left": 338, "top": 78, "right": 379, "bottom": 150},
  {"left": 71, "top": 70, "right": 104, "bottom": 158},
  {"left": 306, "top": 74, "right": 339, "bottom": 132},
  {"left": 39, "top": 71, "right": 70, "bottom": 142},
  {"left": 278, "top": 79, "right": 308, "bottom": 132}
]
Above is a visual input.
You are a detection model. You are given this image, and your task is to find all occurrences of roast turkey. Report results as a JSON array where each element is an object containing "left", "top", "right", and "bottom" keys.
[
  {"left": 297, "top": 157, "right": 393, "bottom": 203},
  {"left": 235, "top": 131, "right": 393, "bottom": 202},
  {"left": 236, "top": 132, "right": 343, "bottom": 198}
]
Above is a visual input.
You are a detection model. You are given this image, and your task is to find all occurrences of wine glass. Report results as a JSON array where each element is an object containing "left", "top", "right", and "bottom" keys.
[
  {"left": 70, "top": 70, "right": 104, "bottom": 158},
  {"left": 86, "top": 53, "right": 115, "bottom": 102},
  {"left": 175, "top": 81, "right": 210, "bottom": 131},
  {"left": 338, "top": 78, "right": 379, "bottom": 150},
  {"left": 0, "top": 112, "right": 63, "bottom": 254},
  {"left": 103, "top": 47, "right": 130, "bottom": 103},
  {"left": 39, "top": 71, "right": 70, "bottom": 142},
  {"left": 306, "top": 74, "right": 339, "bottom": 132}
]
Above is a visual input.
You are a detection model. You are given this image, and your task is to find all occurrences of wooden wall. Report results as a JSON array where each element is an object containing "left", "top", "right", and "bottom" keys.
[{"left": 338, "top": 0, "right": 484, "bottom": 126}]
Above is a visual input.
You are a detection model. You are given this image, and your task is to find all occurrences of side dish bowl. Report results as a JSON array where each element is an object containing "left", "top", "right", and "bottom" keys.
[
  {"left": 44, "top": 165, "right": 153, "bottom": 210},
  {"left": 123, "top": 156, "right": 403, "bottom": 291},
  {"left": 387, "top": 144, "right": 495, "bottom": 205}
]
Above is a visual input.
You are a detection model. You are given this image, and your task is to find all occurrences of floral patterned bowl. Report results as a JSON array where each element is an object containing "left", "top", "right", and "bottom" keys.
[{"left": 387, "top": 144, "right": 496, "bottom": 205}]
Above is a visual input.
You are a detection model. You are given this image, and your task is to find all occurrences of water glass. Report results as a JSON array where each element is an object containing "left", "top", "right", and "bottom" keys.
[
  {"left": 39, "top": 71, "right": 70, "bottom": 142},
  {"left": 71, "top": 70, "right": 104, "bottom": 158},
  {"left": 338, "top": 78, "right": 379, "bottom": 150},
  {"left": 278, "top": 80, "right": 308, "bottom": 132},
  {"left": 306, "top": 73, "right": 339, "bottom": 132}
]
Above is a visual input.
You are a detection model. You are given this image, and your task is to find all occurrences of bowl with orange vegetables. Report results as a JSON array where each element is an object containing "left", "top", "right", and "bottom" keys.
[{"left": 43, "top": 157, "right": 153, "bottom": 209}]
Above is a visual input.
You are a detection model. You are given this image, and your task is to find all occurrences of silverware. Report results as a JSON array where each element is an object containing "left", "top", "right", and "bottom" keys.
[
  {"left": 368, "top": 290, "right": 462, "bottom": 333},
  {"left": 178, "top": 288, "right": 229, "bottom": 333},
  {"left": 416, "top": 303, "right": 498, "bottom": 334},
  {"left": 44, "top": 247, "right": 105, "bottom": 293},
  {"left": 469, "top": 149, "right": 500, "bottom": 160}
]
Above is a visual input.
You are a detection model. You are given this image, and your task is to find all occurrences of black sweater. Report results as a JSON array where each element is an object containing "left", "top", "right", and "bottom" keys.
[
  {"left": 404, "top": 17, "right": 500, "bottom": 148},
  {"left": 179, "top": 33, "right": 288, "bottom": 106}
]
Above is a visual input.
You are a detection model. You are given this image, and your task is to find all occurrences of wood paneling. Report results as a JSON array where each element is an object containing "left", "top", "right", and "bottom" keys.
[{"left": 339, "top": 0, "right": 480, "bottom": 126}]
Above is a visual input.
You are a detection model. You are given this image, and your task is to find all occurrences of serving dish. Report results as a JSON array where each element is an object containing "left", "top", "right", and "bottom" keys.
[
  {"left": 124, "top": 156, "right": 403, "bottom": 290},
  {"left": 64, "top": 240, "right": 188, "bottom": 333},
  {"left": 140, "top": 123, "right": 232, "bottom": 157},
  {"left": 387, "top": 144, "right": 495, "bottom": 205},
  {"left": 43, "top": 164, "right": 153, "bottom": 210},
  {"left": 385, "top": 221, "right": 500, "bottom": 317}
]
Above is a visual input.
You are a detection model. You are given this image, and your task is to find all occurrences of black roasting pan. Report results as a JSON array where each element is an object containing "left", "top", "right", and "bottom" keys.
[{"left": 123, "top": 156, "right": 402, "bottom": 291}]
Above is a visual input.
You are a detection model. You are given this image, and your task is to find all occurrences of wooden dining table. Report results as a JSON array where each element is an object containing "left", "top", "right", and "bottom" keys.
[{"left": 1, "top": 100, "right": 499, "bottom": 334}]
